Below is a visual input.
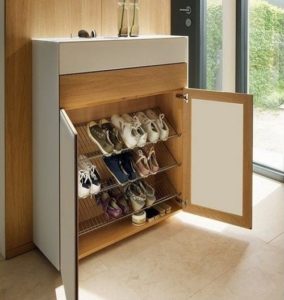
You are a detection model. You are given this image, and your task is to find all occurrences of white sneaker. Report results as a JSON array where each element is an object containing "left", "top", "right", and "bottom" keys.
[
  {"left": 78, "top": 155, "right": 101, "bottom": 195},
  {"left": 136, "top": 111, "right": 159, "bottom": 144},
  {"left": 78, "top": 170, "right": 91, "bottom": 198},
  {"left": 111, "top": 114, "right": 139, "bottom": 149},
  {"left": 122, "top": 113, "right": 148, "bottom": 147},
  {"left": 145, "top": 109, "right": 169, "bottom": 141}
]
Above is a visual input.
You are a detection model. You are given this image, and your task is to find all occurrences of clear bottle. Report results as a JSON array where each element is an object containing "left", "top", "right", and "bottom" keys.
[
  {"left": 118, "top": 0, "right": 128, "bottom": 37},
  {"left": 129, "top": 0, "right": 139, "bottom": 37}
]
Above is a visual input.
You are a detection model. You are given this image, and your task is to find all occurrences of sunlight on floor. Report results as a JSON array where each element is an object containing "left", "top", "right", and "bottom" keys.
[
  {"left": 173, "top": 175, "right": 282, "bottom": 233},
  {"left": 56, "top": 284, "right": 107, "bottom": 300},
  {"left": 79, "top": 288, "right": 106, "bottom": 300},
  {"left": 174, "top": 211, "right": 228, "bottom": 233},
  {"left": 253, "top": 174, "right": 282, "bottom": 206},
  {"left": 55, "top": 285, "right": 66, "bottom": 300}
]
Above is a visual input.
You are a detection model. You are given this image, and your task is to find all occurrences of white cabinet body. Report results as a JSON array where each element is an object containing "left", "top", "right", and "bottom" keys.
[{"left": 32, "top": 36, "right": 252, "bottom": 300}]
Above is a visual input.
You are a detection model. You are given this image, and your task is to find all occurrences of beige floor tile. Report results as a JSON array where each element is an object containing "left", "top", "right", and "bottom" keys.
[
  {"left": 269, "top": 233, "right": 284, "bottom": 250},
  {"left": 190, "top": 244, "right": 284, "bottom": 300},
  {"left": 252, "top": 182, "right": 284, "bottom": 242},
  {"left": 0, "top": 251, "right": 61, "bottom": 300},
  {"left": 1, "top": 174, "right": 283, "bottom": 300}
]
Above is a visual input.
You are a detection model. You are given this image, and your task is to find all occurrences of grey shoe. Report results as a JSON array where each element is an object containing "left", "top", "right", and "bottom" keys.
[
  {"left": 87, "top": 121, "right": 114, "bottom": 156},
  {"left": 99, "top": 119, "right": 124, "bottom": 154},
  {"left": 136, "top": 180, "right": 156, "bottom": 206},
  {"left": 125, "top": 183, "right": 146, "bottom": 212}
]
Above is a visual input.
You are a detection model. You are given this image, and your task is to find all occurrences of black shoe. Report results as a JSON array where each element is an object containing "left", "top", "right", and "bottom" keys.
[
  {"left": 103, "top": 156, "right": 129, "bottom": 185},
  {"left": 120, "top": 152, "right": 138, "bottom": 181}
]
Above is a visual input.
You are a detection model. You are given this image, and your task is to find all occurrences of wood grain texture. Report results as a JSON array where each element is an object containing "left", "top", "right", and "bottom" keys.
[
  {"left": 67, "top": 96, "right": 157, "bottom": 124},
  {"left": 0, "top": 0, "right": 5, "bottom": 258},
  {"left": 183, "top": 89, "right": 253, "bottom": 229},
  {"left": 5, "top": 0, "right": 101, "bottom": 255},
  {"left": 102, "top": 0, "right": 170, "bottom": 36},
  {"left": 79, "top": 200, "right": 181, "bottom": 259},
  {"left": 60, "top": 64, "right": 187, "bottom": 110},
  {"left": 5, "top": 0, "right": 171, "bottom": 257}
]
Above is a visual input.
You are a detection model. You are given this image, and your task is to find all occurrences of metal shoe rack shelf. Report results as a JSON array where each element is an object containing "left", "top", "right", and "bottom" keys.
[{"left": 76, "top": 108, "right": 181, "bottom": 235}]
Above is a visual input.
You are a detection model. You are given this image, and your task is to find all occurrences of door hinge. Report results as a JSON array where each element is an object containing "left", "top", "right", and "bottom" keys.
[{"left": 176, "top": 93, "right": 189, "bottom": 104}]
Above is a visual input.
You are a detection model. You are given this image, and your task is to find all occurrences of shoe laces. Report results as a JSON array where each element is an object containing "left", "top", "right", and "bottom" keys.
[
  {"left": 137, "top": 149, "right": 146, "bottom": 159},
  {"left": 148, "top": 147, "right": 157, "bottom": 160},
  {"left": 158, "top": 113, "right": 167, "bottom": 129},
  {"left": 159, "top": 113, "right": 165, "bottom": 122},
  {"left": 90, "top": 166, "right": 99, "bottom": 181},
  {"left": 79, "top": 170, "right": 91, "bottom": 183},
  {"left": 119, "top": 159, "right": 130, "bottom": 176},
  {"left": 132, "top": 116, "right": 142, "bottom": 129},
  {"left": 92, "top": 127, "right": 105, "bottom": 139},
  {"left": 142, "top": 116, "right": 159, "bottom": 132}
]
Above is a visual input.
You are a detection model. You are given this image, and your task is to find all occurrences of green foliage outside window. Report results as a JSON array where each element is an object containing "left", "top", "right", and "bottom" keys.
[
  {"left": 207, "top": 0, "right": 284, "bottom": 109},
  {"left": 207, "top": 2, "right": 222, "bottom": 91}
]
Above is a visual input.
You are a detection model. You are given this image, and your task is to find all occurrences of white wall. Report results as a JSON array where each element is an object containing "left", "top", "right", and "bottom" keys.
[{"left": 0, "top": 0, "right": 5, "bottom": 258}]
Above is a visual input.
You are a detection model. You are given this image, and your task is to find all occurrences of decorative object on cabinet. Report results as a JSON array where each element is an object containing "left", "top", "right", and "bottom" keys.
[
  {"left": 118, "top": 0, "right": 128, "bottom": 37},
  {"left": 129, "top": 0, "right": 139, "bottom": 37}
]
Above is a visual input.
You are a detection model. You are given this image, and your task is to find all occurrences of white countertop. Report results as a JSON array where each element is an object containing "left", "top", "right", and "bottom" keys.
[{"left": 32, "top": 35, "right": 186, "bottom": 43}]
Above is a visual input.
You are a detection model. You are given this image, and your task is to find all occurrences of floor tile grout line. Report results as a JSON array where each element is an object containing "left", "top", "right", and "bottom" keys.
[
  {"left": 188, "top": 265, "right": 236, "bottom": 298},
  {"left": 266, "top": 232, "right": 284, "bottom": 245}
]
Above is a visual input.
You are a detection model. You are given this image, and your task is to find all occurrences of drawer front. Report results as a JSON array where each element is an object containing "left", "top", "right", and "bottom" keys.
[
  {"left": 59, "top": 37, "right": 188, "bottom": 75},
  {"left": 60, "top": 63, "right": 187, "bottom": 110}
]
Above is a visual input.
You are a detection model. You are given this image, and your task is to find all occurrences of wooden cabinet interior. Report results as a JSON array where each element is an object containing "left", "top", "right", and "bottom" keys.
[{"left": 64, "top": 90, "right": 188, "bottom": 259}]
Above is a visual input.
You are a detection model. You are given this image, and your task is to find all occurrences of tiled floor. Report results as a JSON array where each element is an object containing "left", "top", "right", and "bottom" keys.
[{"left": 1, "top": 174, "right": 284, "bottom": 300}]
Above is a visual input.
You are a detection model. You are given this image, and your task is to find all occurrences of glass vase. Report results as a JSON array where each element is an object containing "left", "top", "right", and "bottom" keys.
[
  {"left": 118, "top": 0, "right": 128, "bottom": 37},
  {"left": 129, "top": 0, "right": 139, "bottom": 37}
]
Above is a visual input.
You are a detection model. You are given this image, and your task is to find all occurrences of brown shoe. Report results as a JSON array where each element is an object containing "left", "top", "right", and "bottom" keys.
[
  {"left": 147, "top": 146, "right": 159, "bottom": 174},
  {"left": 133, "top": 149, "right": 150, "bottom": 177}
]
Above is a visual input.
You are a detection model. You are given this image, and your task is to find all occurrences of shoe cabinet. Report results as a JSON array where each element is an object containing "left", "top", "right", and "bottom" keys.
[{"left": 32, "top": 36, "right": 253, "bottom": 300}]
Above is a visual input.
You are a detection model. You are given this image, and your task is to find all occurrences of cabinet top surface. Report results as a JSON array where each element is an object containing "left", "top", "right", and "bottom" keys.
[{"left": 32, "top": 35, "right": 187, "bottom": 43}]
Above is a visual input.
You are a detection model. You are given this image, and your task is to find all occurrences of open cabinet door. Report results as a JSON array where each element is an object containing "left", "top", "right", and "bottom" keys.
[
  {"left": 60, "top": 110, "right": 78, "bottom": 300},
  {"left": 183, "top": 89, "right": 253, "bottom": 228}
]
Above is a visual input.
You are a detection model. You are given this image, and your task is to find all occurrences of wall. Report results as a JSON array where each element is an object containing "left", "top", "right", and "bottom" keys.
[
  {"left": 4, "top": 0, "right": 170, "bottom": 258},
  {"left": 0, "top": 0, "right": 5, "bottom": 258}
]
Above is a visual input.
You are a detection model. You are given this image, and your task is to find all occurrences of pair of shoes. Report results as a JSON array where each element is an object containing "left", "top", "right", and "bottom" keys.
[
  {"left": 109, "top": 189, "right": 130, "bottom": 214},
  {"left": 111, "top": 113, "right": 147, "bottom": 149},
  {"left": 78, "top": 155, "right": 101, "bottom": 198},
  {"left": 103, "top": 152, "right": 138, "bottom": 185},
  {"left": 87, "top": 119, "right": 124, "bottom": 156},
  {"left": 96, "top": 192, "right": 123, "bottom": 219},
  {"left": 133, "top": 146, "right": 159, "bottom": 177},
  {"left": 136, "top": 109, "right": 169, "bottom": 143},
  {"left": 125, "top": 180, "right": 156, "bottom": 212}
]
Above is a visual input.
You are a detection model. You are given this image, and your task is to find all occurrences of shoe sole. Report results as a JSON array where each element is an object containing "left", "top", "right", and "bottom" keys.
[
  {"left": 87, "top": 127, "right": 113, "bottom": 156},
  {"left": 78, "top": 192, "right": 90, "bottom": 199},
  {"left": 90, "top": 184, "right": 101, "bottom": 195},
  {"left": 124, "top": 141, "right": 137, "bottom": 149},
  {"left": 132, "top": 222, "right": 146, "bottom": 227}
]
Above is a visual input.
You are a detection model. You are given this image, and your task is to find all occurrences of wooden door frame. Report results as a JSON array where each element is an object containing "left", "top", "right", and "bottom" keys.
[{"left": 183, "top": 88, "right": 253, "bottom": 229}]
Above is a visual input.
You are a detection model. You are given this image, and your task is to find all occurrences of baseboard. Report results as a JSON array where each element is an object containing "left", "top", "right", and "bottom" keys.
[{"left": 6, "top": 242, "right": 35, "bottom": 259}]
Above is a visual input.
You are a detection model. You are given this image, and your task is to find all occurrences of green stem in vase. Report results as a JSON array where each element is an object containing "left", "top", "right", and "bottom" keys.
[
  {"left": 130, "top": 0, "right": 137, "bottom": 36},
  {"left": 119, "top": 0, "right": 126, "bottom": 37}
]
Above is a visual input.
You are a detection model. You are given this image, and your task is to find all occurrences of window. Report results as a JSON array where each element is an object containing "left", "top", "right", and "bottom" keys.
[{"left": 249, "top": 0, "right": 284, "bottom": 174}]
